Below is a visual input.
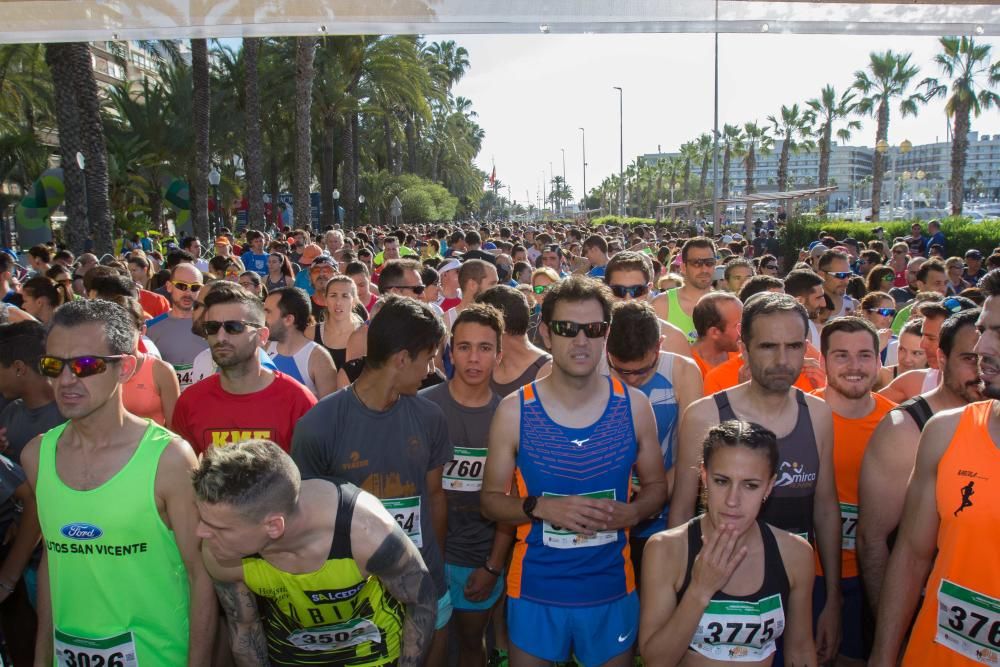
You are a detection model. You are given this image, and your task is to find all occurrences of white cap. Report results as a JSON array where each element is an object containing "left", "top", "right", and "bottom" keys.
[
  {"left": 721, "top": 234, "right": 734, "bottom": 244},
  {"left": 438, "top": 258, "right": 461, "bottom": 274}
]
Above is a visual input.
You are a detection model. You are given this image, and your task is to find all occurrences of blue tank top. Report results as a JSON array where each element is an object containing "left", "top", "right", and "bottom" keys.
[
  {"left": 508, "top": 376, "right": 637, "bottom": 606},
  {"left": 633, "top": 353, "right": 680, "bottom": 538}
]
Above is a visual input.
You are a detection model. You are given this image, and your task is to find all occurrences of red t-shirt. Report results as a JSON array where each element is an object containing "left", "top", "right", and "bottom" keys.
[
  {"left": 138, "top": 289, "right": 170, "bottom": 318},
  {"left": 171, "top": 371, "right": 317, "bottom": 454},
  {"left": 439, "top": 297, "right": 461, "bottom": 312}
]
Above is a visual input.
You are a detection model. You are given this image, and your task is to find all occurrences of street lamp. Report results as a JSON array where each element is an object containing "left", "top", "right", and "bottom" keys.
[
  {"left": 76, "top": 151, "right": 89, "bottom": 231},
  {"left": 578, "top": 128, "right": 587, "bottom": 215},
  {"left": 561, "top": 148, "right": 567, "bottom": 215},
  {"left": 357, "top": 194, "right": 365, "bottom": 227},
  {"left": 208, "top": 166, "right": 221, "bottom": 239},
  {"left": 332, "top": 188, "right": 341, "bottom": 227},
  {"left": 875, "top": 138, "right": 911, "bottom": 220},
  {"left": 613, "top": 86, "right": 624, "bottom": 217}
]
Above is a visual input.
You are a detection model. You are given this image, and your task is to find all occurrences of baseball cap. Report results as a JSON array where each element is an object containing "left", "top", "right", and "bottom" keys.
[
  {"left": 810, "top": 244, "right": 830, "bottom": 257},
  {"left": 214, "top": 236, "right": 230, "bottom": 246},
  {"left": 721, "top": 234, "right": 733, "bottom": 244},
  {"left": 309, "top": 254, "right": 337, "bottom": 271},
  {"left": 299, "top": 244, "right": 323, "bottom": 265},
  {"left": 965, "top": 249, "right": 983, "bottom": 260},
  {"left": 438, "top": 258, "right": 461, "bottom": 274}
]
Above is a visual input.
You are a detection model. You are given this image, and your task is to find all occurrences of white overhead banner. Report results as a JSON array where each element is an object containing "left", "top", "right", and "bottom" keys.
[{"left": 0, "top": 1, "right": 995, "bottom": 44}]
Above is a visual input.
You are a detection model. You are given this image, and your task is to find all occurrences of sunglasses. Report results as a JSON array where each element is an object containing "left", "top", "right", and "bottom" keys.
[
  {"left": 607, "top": 356, "right": 658, "bottom": 377},
  {"left": 686, "top": 257, "right": 717, "bottom": 268},
  {"left": 548, "top": 320, "right": 609, "bottom": 339},
  {"left": 532, "top": 285, "right": 550, "bottom": 295},
  {"left": 610, "top": 284, "right": 649, "bottom": 299},
  {"left": 763, "top": 264, "right": 778, "bottom": 271},
  {"left": 202, "top": 320, "right": 263, "bottom": 336},
  {"left": 866, "top": 308, "right": 897, "bottom": 318},
  {"left": 387, "top": 284, "right": 426, "bottom": 296},
  {"left": 825, "top": 271, "right": 852, "bottom": 280},
  {"left": 170, "top": 280, "right": 203, "bottom": 293},
  {"left": 38, "top": 355, "right": 125, "bottom": 379}
]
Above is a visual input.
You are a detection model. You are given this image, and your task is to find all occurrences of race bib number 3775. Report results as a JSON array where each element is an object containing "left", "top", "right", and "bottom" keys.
[
  {"left": 54, "top": 629, "right": 139, "bottom": 667},
  {"left": 935, "top": 579, "right": 1000, "bottom": 663}
]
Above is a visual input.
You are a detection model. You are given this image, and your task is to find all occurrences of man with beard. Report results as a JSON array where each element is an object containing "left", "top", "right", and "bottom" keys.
[
  {"left": 145, "top": 263, "right": 210, "bottom": 391},
  {"left": 812, "top": 317, "right": 897, "bottom": 665},
  {"left": 670, "top": 292, "right": 843, "bottom": 664},
  {"left": 869, "top": 270, "right": 1000, "bottom": 667},
  {"left": 263, "top": 287, "right": 339, "bottom": 399},
  {"left": 857, "top": 308, "right": 984, "bottom": 612},
  {"left": 171, "top": 284, "right": 316, "bottom": 454},
  {"left": 481, "top": 277, "right": 665, "bottom": 666},
  {"left": 652, "top": 237, "right": 717, "bottom": 343},
  {"left": 785, "top": 269, "right": 827, "bottom": 349},
  {"left": 818, "top": 250, "right": 856, "bottom": 319}
]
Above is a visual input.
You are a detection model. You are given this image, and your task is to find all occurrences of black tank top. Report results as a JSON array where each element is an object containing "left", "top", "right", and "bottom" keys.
[
  {"left": 490, "top": 354, "right": 551, "bottom": 398},
  {"left": 714, "top": 389, "right": 818, "bottom": 541},
  {"left": 314, "top": 322, "right": 347, "bottom": 371},
  {"left": 677, "top": 518, "right": 790, "bottom": 660}
]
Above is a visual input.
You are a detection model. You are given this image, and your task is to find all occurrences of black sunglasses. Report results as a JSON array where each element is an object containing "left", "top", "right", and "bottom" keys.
[
  {"left": 686, "top": 257, "right": 717, "bottom": 268},
  {"left": 609, "top": 284, "right": 649, "bottom": 299},
  {"left": 387, "top": 284, "right": 426, "bottom": 296},
  {"left": 202, "top": 320, "right": 264, "bottom": 336},
  {"left": 548, "top": 320, "right": 609, "bottom": 339},
  {"left": 607, "top": 355, "right": 658, "bottom": 377},
  {"left": 38, "top": 355, "right": 125, "bottom": 379}
]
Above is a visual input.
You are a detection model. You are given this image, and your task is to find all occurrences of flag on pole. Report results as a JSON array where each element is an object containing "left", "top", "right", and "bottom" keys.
[{"left": 489, "top": 165, "right": 496, "bottom": 187}]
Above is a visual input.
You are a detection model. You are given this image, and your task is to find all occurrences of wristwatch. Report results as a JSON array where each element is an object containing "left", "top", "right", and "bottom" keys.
[{"left": 523, "top": 495, "right": 539, "bottom": 521}]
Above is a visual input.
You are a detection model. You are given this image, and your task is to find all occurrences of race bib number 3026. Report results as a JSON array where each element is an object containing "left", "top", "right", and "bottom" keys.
[
  {"left": 54, "top": 629, "right": 138, "bottom": 667},
  {"left": 935, "top": 579, "right": 1000, "bottom": 663}
]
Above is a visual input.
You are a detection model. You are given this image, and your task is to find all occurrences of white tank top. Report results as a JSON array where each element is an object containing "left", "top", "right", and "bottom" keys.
[{"left": 267, "top": 341, "right": 319, "bottom": 396}]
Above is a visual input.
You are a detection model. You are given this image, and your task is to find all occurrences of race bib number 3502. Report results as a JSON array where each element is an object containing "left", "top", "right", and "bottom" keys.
[
  {"left": 443, "top": 448, "right": 487, "bottom": 491},
  {"left": 935, "top": 579, "right": 1000, "bottom": 663},
  {"left": 690, "top": 594, "right": 785, "bottom": 662},
  {"left": 288, "top": 618, "right": 382, "bottom": 652},
  {"left": 55, "top": 629, "right": 139, "bottom": 667}
]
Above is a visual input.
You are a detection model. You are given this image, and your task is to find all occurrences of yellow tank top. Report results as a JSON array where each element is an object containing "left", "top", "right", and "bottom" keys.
[{"left": 242, "top": 483, "right": 403, "bottom": 666}]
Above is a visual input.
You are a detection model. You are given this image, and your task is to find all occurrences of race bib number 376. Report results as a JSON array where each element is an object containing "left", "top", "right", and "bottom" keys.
[{"left": 935, "top": 579, "right": 1000, "bottom": 663}]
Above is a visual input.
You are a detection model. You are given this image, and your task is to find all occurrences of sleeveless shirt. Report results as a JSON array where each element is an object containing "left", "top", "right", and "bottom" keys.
[
  {"left": 268, "top": 341, "right": 320, "bottom": 395},
  {"left": 903, "top": 401, "right": 1000, "bottom": 666},
  {"left": 665, "top": 288, "right": 698, "bottom": 343},
  {"left": 715, "top": 390, "right": 819, "bottom": 541},
  {"left": 678, "top": 517, "right": 790, "bottom": 662},
  {"left": 37, "top": 421, "right": 190, "bottom": 666},
  {"left": 242, "top": 482, "right": 404, "bottom": 666},
  {"left": 314, "top": 322, "right": 348, "bottom": 371},
  {"left": 490, "top": 354, "right": 551, "bottom": 398},
  {"left": 123, "top": 353, "right": 166, "bottom": 425},
  {"left": 508, "top": 377, "right": 636, "bottom": 606}
]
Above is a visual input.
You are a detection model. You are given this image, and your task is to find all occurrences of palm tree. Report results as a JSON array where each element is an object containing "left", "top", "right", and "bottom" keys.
[
  {"left": 741, "top": 121, "right": 773, "bottom": 228},
  {"left": 853, "top": 50, "right": 923, "bottom": 221},
  {"left": 805, "top": 85, "right": 861, "bottom": 213},
  {"left": 679, "top": 141, "right": 697, "bottom": 201},
  {"left": 767, "top": 103, "right": 814, "bottom": 192},
  {"left": 720, "top": 124, "right": 742, "bottom": 199},
  {"left": 44, "top": 43, "right": 88, "bottom": 252},
  {"left": 191, "top": 38, "right": 211, "bottom": 241},
  {"left": 243, "top": 38, "right": 265, "bottom": 230},
  {"left": 293, "top": 37, "right": 317, "bottom": 230},
  {"left": 920, "top": 36, "right": 1000, "bottom": 216},
  {"left": 695, "top": 132, "right": 714, "bottom": 202}
]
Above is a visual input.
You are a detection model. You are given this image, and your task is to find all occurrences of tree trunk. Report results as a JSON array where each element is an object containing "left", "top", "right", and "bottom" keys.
[
  {"left": 349, "top": 112, "right": 360, "bottom": 228},
  {"left": 191, "top": 38, "right": 211, "bottom": 241},
  {"left": 406, "top": 114, "right": 417, "bottom": 173},
  {"left": 149, "top": 186, "right": 163, "bottom": 233},
  {"left": 682, "top": 161, "right": 691, "bottom": 199},
  {"left": 383, "top": 115, "right": 394, "bottom": 176},
  {"left": 870, "top": 100, "right": 890, "bottom": 222},
  {"left": 268, "top": 151, "right": 280, "bottom": 228},
  {"left": 320, "top": 117, "right": 335, "bottom": 229},
  {"left": 341, "top": 114, "right": 356, "bottom": 229},
  {"left": 722, "top": 148, "right": 732, "bottom": 199},
  {"left": 699, "top": 154, "right": 709, "bottom": 201},
  {"left": 244, "top": 37, "right": 266, "bottom": 231},
  {"left": 950, "top": 104, "right": 970, "bottom": 216},
  {"left": 817, "top": 123, "right": 832, "bottom": 214},
  {"left": 293, "top": 37, "right": 317, "bottom": 232},
  {"left": 44, "top": 44, "right": 88, "bottom": 254},
  {"left": 744, "top": 147, "right": 756, "bottom": 229},
  {"left": 777, "top": 136, "right": 791, "bottom": 192}
]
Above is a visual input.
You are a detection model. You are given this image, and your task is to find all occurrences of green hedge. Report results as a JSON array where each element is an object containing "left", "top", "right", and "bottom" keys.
[{"left": 782, "top": 216, "right": 1000, "bottom": 265}]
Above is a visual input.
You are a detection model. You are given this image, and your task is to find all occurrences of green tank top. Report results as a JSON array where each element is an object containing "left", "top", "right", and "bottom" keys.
[
  {"left": 37, "top": 421, "right": 189, "bottom": 667},
  {"left": 666, "top": 287, "right": 698, "bottom": 343},
  {"left": 242, "top": 483, "right": 403, "bottom": 666}
]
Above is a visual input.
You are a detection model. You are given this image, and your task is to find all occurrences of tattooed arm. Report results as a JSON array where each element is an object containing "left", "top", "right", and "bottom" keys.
[
  {"left": 201, "top": 544, "right": 269, "bottom": 667},
  {"left": 352, "top": 489, "right": 436, "bottom": 666}
]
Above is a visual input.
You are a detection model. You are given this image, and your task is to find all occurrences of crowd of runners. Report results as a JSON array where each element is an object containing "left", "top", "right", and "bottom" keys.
[{"left": 0, "top": 217, "right": 997, "bottom": 667}]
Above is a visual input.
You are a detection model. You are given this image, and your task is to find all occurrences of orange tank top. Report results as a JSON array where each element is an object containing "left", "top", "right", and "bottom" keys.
[
  {"left": 903, "top": 400, "right": 1000, "bottom": 666},
  {"left": 812, "top": 389, "right": 896, "bottom": 578},
  {"left": 123, "top": 353, "right": 166, "bottom": 425}
]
